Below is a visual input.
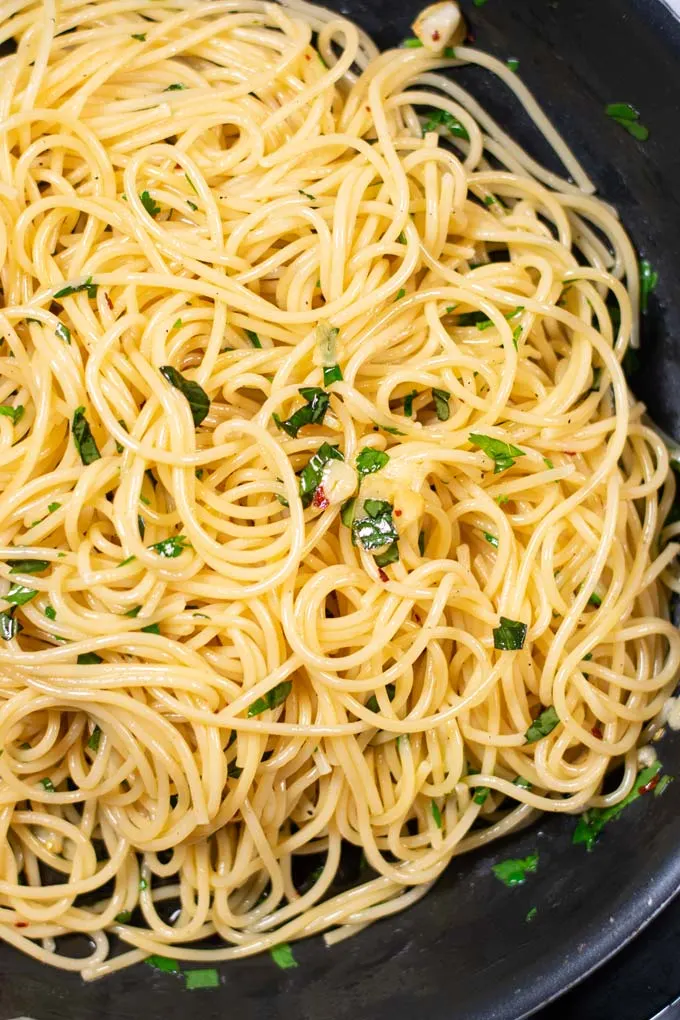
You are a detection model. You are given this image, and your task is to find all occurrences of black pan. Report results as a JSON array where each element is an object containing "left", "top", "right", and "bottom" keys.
[{"left": 2, "top": 2, "right": 680, "bottom": 1017}]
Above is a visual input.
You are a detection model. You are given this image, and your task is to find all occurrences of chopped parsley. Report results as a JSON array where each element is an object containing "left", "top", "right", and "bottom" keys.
[
  {"left": 432, "top": 388, "right": 450, "bottom": 421},
  {"left": 78, "top": 652, "right": 103, "bottom": 665},
  {"left": 431, "top": 800, "right": 443, "bottom": 828},
  {"left": 421, "top": 107, "right": 470, "bottom": 141},
  {"left": 573, "top": 761, "right": 670, "bottom": 851},
  {"left": 131, "top": 32, "right": 146, "bottom": 40},
  {"left": 492, "top": 852, "right": 538, "bottom": 887},
  {"left": 395, "top": 288, "right": 406, "bottom": 300},
  {"left": 273, "top": 387, "right": 330, "bottom": 438},
  {"left": 483, "top": 532, "right": 499, "bottom": 548},
  {"left": 164, "top": 83, "right": 187, "bottom": 91},
  {"left": 351, "top": 499, "right": 399, "bottom": 551},
  {"left": 298, "top": 189, "right": 316, "bottom": 200},
  {"left": 187, "top": 200, "right": 198, "bottom": 211},
  {"left": 469, "top": 433, "right": 525, "bottom": 473},
  {"left": 48, "top": 502, "right": 61, "bottom": 513},
  {"left": 0, "top": 607, "right": 20, "bottom": 640},
  {"left": 402, "top": 37, "right": 424, "bottom": 48},
  {"left": 247, "top": 681, "right": 292, "bottom": 717},
  {"left": 299, "top": 443, "right": 343, "bottom": 508},
  {"left": 340, "top": 497, "right": 356, "bottom": 527},
  {"left": 403, "top": 390, "right": 418, "bottom": 417},
  {"left": 356, "top": 448, "right": 389, "bottom": 477},
  {"left": 526, "top": 906, "right": 537, "bottom": 923},
  {"left": 514, "top": 776, "right": 532, "bottom": 790},
  {"left": 40, "top": 777, "right": 55, "bottom": 792},
  {"left": 55, "top": 322, "right": 71, "bottom": 344},
  {"left": 418, "top": 530, "right": 426, "bottom": 556},
  {"left": 374, "top": 542, "right": 399, "bottom": 568},
  {"left": 45, "top": 605, "right": 56, "bottom": 621},
  {"left": 639, "top": 258, "right": 658, "bottom": 313},
  {"left": 507, "top": 58, "right": 519, "bottom": 72},
  {"left": 141, "top": 622, "right": 160, "bottom": 634},
  {"left": 72, "top": 406, "right": 101, "bottom": 465},
  {"left": 473, "top": 787, "right": 490, "bottom": 805},
  {"left": 54, "top": 277, "right": 98, "bottom": 299},
  {"left": 366, "top": 683, "right": 395, "bottom": 713},
  {"left": 588, "top": 591, "right": 602, "bottom": 607},
  {"left": 605, "top": 102, "right": 649, "bottom": 141},
  {"left": 115, "top": 910, "right": 132, "bottom": 923},
  {"left": 245, "top": 329, "right": 262, "bottom": 348},
  {"left": 372, "top": 421, "right": 405, "bottom": 436},
  {"left": 145, "top": 955, "right": 179, "bottom": 973},
  {"left": 159, "top": 366, "right": 210, "bottom": 426},
  {"left": 185, "top": 969, "right": 219, "bottom": 990},
  {"left": 323, "top": 364, "right": 343, "bottom": 386},
  {"left": 493, "top": 616, "right": 527, "bottom": 651},
  {"left": 87, "top": 726, "right": 101, "bottom": 751},
  {"left": 150, "top": 535, "right": 189, "bottom": 558},
  {"left": 525, "top": 706, "right": 559, "bottom": 743},
  {"left": 9, "top": 559, "right": 49, "bottom": 574},
  {"left": 0, "top": 404, "right": 24, "bottom": 425},
  {"left": 5, "top": 584, "right": 38, "bottom": 607},
  {"left": 270, "top": 943, "right": 297, "bottom": 969}
]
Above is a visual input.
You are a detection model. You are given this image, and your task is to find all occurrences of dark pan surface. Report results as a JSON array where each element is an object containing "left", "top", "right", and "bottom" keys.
[{"left": 2, "top": 2, "right": 680, "bottom": 1018}]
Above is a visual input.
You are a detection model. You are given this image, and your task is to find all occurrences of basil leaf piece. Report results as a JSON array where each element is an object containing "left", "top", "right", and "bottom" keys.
[
  {"left": 273, "top": 387, "right": 330, "bottom": 438},
  {"left": 374, "top": 541, "right": 399, "bottom": 568},
  {"left": 9, "top": 559, "right": 49, "bottom": 574},
  {"left": 270, "top": 944, "right": 297, "bottom": 969},
  {"left": 247, "top": 680, "right": 292, "bottom": 717},
  {"left": 351, "top": 500, "right": 399, "bottom": 551},
  {"left": 573, "top": 762, "right": 666, "bottom": 851},
  {"left": 492, "top": 853, "right": 538, "bottom": 887},
  {"left": 525, "top": 705, "right": 559, "bottom": 743},
  {"left": 323, "top": 364, "right": 343, "bottom": 386},
  {"left": 159, "top": 366, "right": 210, "bottom": 426},
  {"left": 356, "top": 448, "right": 389, "bottom": 477},
  {"left": 140, "top": 190, "right": 160, "bottom": 217},
  {"left": 0, "top": 607, "right": 21, "bottom": 640},
  {"left": 639, "top": 258, "right": 658, "bottom": 313},
  {"left": 469, "top": 433, "right": 525, "bottom": 474},
  {"left": 299, "top": 442, "right": 343, "bottom": 508},
  {"left": 72, "top": 407, "right": 101, "bottom": 465},
  {"left": 0, "top": 404, "right": 24, "bottom": 425},
  {"left": 185, "top": 969, "right": 220, "bottom": 990},
  {"left": 54, "top": 277, "right": 98, "bottom": 299},
  {"left": 421, "top": 107, "right": 470, "bottom": 141},
  {"left": 149, "top": 535, "right": 189, "bottom": 558},
  {"left": 432, "top": 388, "right": 450, "bottom": 421},
  {"left": 366, "top": 682, "right": 396, "bottom": 713},
  {"left": 5, "top": 584, "right": 38, "bottom": 607},
  {"left": 493, "top": 616, "right": 527, "bottom": 651},
  {"left": 78, "top": 652, "right": 103, "bottom": 665}
]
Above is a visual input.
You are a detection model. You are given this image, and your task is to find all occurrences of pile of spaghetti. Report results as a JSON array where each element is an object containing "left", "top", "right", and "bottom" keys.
[{"left": 0, "top": 0, "right": 678, "bottom": 980}]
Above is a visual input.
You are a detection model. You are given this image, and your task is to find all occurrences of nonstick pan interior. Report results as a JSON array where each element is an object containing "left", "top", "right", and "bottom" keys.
[{"left": 2, "top": 2, "right": 680, "bottom": 1018}]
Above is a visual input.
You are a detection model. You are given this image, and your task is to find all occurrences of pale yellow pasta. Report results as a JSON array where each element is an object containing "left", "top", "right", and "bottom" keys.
[{"left": 0, "top": 0, "right": 677, "bottom": 980}]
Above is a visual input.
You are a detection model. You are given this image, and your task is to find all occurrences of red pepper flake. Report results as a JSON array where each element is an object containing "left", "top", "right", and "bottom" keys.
[
  {"left": 413, "top": 612, "right": 421, "bottom": 623},
  {"left": 564, "top": 451, "right": 576, "bottom": 456},
  {"left": 395, "top": 509, "right": 402, "bottom": 517},
  {"left": 638, "top": 774, "right": 660, "bottom": 796},
  {"left": 312, "top": 486, "right": 329, "bottom": 510},
  {"left": 15, "top": 921, "right": 28, "bottom": 928},
  {"left": 305, "top": 53, "right": 310, "bottom": 60},
  {"left": 591, "top": 725, "right": 603, "bottom": 739},
  {"left": 378, "top": 567, "right": 389, "bottom": 582},
  {"left": 105, "top": 293, "right": 113, "bottom": 309},
  {"left": 466, "top": 29, "right": 476, "bottom": 43},
  {"left": 432, "top": 29, "right": 440, "bottom": 40}
]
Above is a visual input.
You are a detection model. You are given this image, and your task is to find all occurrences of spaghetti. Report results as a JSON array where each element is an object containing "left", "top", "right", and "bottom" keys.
[{"left": 0, "top": 0, "right": 678, "bottom": 980}]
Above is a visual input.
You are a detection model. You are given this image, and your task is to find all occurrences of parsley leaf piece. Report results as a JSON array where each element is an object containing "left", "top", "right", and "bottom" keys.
[
  {"left": 299, "top": 442, "right": 343, "bottom": 508},
  {"left": 366, "top": 682, "right": 396, "bottom": 713},
  {"left": 9, "top": 559, "right": 49, "bottom": 574},
  {"left": 131, "top": 32, "right": 146, "bottom": 40},
  {"left": 150, "top": 535, "right": 189, "bottom": 558},
  {"left": 340, "top": 497, "right": 356, "bottom": 527},
  {"left": 273, "top": 387, "right": 330, "bottom": 438},
  {"left": 270, "top": 943, "right": 298, "bottom": 969},
  {"left": 185, "top": 969, "right": 219, "bottom": 990},
  {"left": 514, "top": 776, "right": 532, "bottom": 790},
  {"left": 141, "top": 622, "right": 160, "bottom": 634},
  {"left": 45, "top": 605, "right": 56, "bottom": 621},
  {"left": 145, "top": 955, "right": 180, "bottom": 973},
  {"left": 469, "top": 433, "right": 525, "bottom": 473},
  {"left": 140, "top": 190, "right": 160, "bottom": 217},
  {"left": 605, "top": 102, "right": 649, "bottom": 140},
  {"left": 40, "top": 777, "right": 55, "bottom": 792},
  {"left": 588, "top": 591, "right": 602, "bottom": 607},
  {"left": 298, "top": 189, "right": 316, "bottom": 200},
  {"left": 245, "top": 329, "right": 262, "bottom": 348},
  {"left": 159, "top": 366, "right": 210, "bottom": 426},
  {"left": 402, "top": 37, "right": 424, "bottom": 48},
  {"left": 483, "top": 532, "right": 498, "bottom": 548},
  {"left": 351, "top": 500, "right": 399, "bottom": 551},
  {"left": 491, "top": 852, "right": 538, "bottom": 887},
  {"left": 187, "top": 199, "right": 198, "bottom": 211},
  {"left": 87, "top": 726, "right": 101, "bottom": 751},
  {"left": 374, "top": 541, "right": 399, "bottom": 568},
  {"left": 418, "top": 529, "right": 426, "bottom": 556},
  {"left": 432, "top": 387, "right": 450, "bottom": 421},
  {"left": 356, "top": 448, "right": 389, "bottom": 477},
  {"left": 48, "top": 502, "right": 61, "bottom": 513},
  {"left": 115, "top": 910, "right": 132, "bottom": 923},
  {"left": 0, "top": 607, "right": 20, "bottom": 640},
  {"left": 525, "top": 706, "right": 559, "bottom": 743},
  {"left": 526, "top": 906, "right": 537, "bottom": 923},
  {"left": 395, "top": 288, "right": 406, "bottom": 300},
  {"left": 372, "top": 420, "right": 405, "bottom": 436},
  {"left": 0, "top": 404, "right": 24, "bottom": 425},
  {"left": 56, "top": 322, "right": 71, "bottom": 344},
  {"left": 72, "top": 406, "right": 101, "bottom": 465},
  {"left": 323, "top": 364, "right": 343, "bottom": 386},
  {"left": 247, "top": 681, "right": 292, "bottom": 717},
  {"left": 473, "top": 787, "right": 490, "bottom": 805},
  {"left": 507, "top": 58, "right": 519, "bottom": 72},
  {"left": 403, "top": 389, "right": 418, "bottom": 417},
  {"left": 54, "top": 276, "right": 98, "bottom": 299},
  {"left": 5, "top": 584, "right": 37, "bottom": 607},
  {"left": 573, "top": 762, "right": 666, "bottom": 851},
  {"left": 639, "top": 258, "right": 658, "bottom": 313},
  {"left": 164, "top": 83, "right": 186, "bottom": 91},
  {"left": 431, "top": 800, "right": 443, "bottom": 828},
  {"left": 78, "top": 652, "right": 103, "bottom": 665},
  {"left": 421, "top": 107, "right": 470, "bottom": 141},
  {"left": 493, "top": 616, "right": 527, "bottom": 651}
]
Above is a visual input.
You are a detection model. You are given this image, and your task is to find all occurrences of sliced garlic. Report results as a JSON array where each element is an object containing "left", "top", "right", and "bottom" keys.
[
  {"left": 321, "top": 459, "right": 357, "bottom": 505},
  {"left": 412, "top": 2, "right": 465, "bottom": 53}
]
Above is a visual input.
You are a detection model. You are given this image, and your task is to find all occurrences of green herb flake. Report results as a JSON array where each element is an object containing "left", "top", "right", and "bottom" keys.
[
  {"left": 172, "top": 319, "right": 182, "bottom": 330},
  {"left": 40, "top": 777, "right": 55, "bottom": 792},
  {"left": 185, "top": 173, "right": 198, "bottom": 194},
  {"left": 473, "top": 787, "right": 490, "bottom": 805},
  {"left": 372, "top": 421, "right": 405, "bottom": 436},
  {"left": 492, "top": 852, "right": 539, "bottom": 887},
  {"left": 299, "top": 442, "right": 343, "bottom": 508},
  {"left": 573, "top": 761, "right": 668, "bottom": 851},
  {"left": 526, "top": 906, "right": 537, "bottom": 923},
  {"left": 483, "top": 532, "right": 499, "bottom": 548},
  {"left": 507, "top": 58, "right": 519, "bottom": 72},
  {"left": 605, "top": 102, "right": 649, "bottom": 140},
  {"left": 0, "top": 404, "right": 24, "bottom": 425},
  {"left": 402, "top": 37, "right": 424, "bottom": 48},
  {"left": 352, "top": 499, "right": 399, "bottom": 551},
  {"left": 9, "top": 559, "right": 49, "bottom": 575},
  {"left": 141, "top": 622, "right": 160, "bottom": 634},
  {"left": 432, "top": 388, "right": 450, "bottom": 422},
  {"left": 374, "top": 542, "right": 399, "bottom": 568},
  {"left": 0, "top": 608, "right": 21, "bottom": 640},
  {"left": 366, "top": 682, "right": 396, "bottom": 713},
  {"left": 340, "top": 497, "right": 356, "bottom": 528},
  {"left": 160, "top": 366, "right": 210, "bottom": 426},
  {"left": 187, "top": 199, "right": 198, "bottom": 211},
  {"left": 273, "top": 387, "right": 330, "bottom": 438},
  {"left": 639, "top": 259, "right": 658, "bottom": 313},
  {"left": 118, "top": 555, "right": 136, "bottom": 567},
  {"left": 48, "top": 502, "right": 61, "bottom": 513},
  {"left": 525, "top": 705, "right": 559, "bottom": 743},
  {"left": 140, "top": 190, "right": 160, "bottom": 217},
  {"left": 431, "top": 800, "right": 443, "bottom": 828},
  {"left": 588, "top": 591, "right": 602, "bottom": 607},
  {"left": 145, "top": 955, "right": 179, "bottom": 973},
  {"left": 418, "top": 530, "right": 426, "bottom": 556},
  {"left": 403, "top": 390, "right": 418, "bottom": 417},
  {"left": 514, "top": 776, "right": 532, "bottom": 790},
  {"left": 131, "top": 32, "right": 146, "bottom": 40},
  {"left": 248, "top": 681, "right": 292, "bottom": 717},
  {"left": 54, "top": 276, "right": 98, "bottom": 300},
  {"left": 469, "top": 433, "right": 525, "bottom": 474},
  {"left": 164, "top": 83, "right": 187, "bottom": 91},
  {"left": 5, "top": 584, "right": 38, "bottom": 607},
  {"left": 493, "top": 616, "right": 527, "bottom": 651},
  {"left": 422, "top": 107, "right": 470, "bottom": 141},
  {"left": 55, "top": 322, "right": 71, "bottom": 344},
  {"left": 270, "top": 943, "right": 297, "bottom": 969},
  {"left": 77, "top": 652, "right": 103, "bottom": 665},
  {"left": 72, "top": 406, "right": 101, "bottom": 465},
  {"left": 298, "top": 189, "right": 316, "bottom": 200},
  {"left": 185, "top": 968, "right": 219, "bottom": 990},
  {"left": 473, "top": 0, "right": 488, "bottom": 5},
  {"left": 245, "top": 329, "right": 262, "bottom": 348},
  {"left": 87, "top": 725, "right": 101, "bottom": 751},
  {"left": 323, "top": 364, "right": 343, "bottom": 386},
  {"left": 356, "top": 448, "right": 389, "bottom": 477},
  {"left": 395, "top": 288, "right": 406, "bottom": 300},
  {"left": 45, "top": 605, "right": 56, "bottom": 621},
  {"left": 150, "top": 535, "right": 189, "bottom": 558}
]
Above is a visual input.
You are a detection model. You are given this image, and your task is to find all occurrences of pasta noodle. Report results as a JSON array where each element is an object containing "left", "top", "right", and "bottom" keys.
[{"left": 0, "top": 0, "right": 678, "bottom": 980}]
